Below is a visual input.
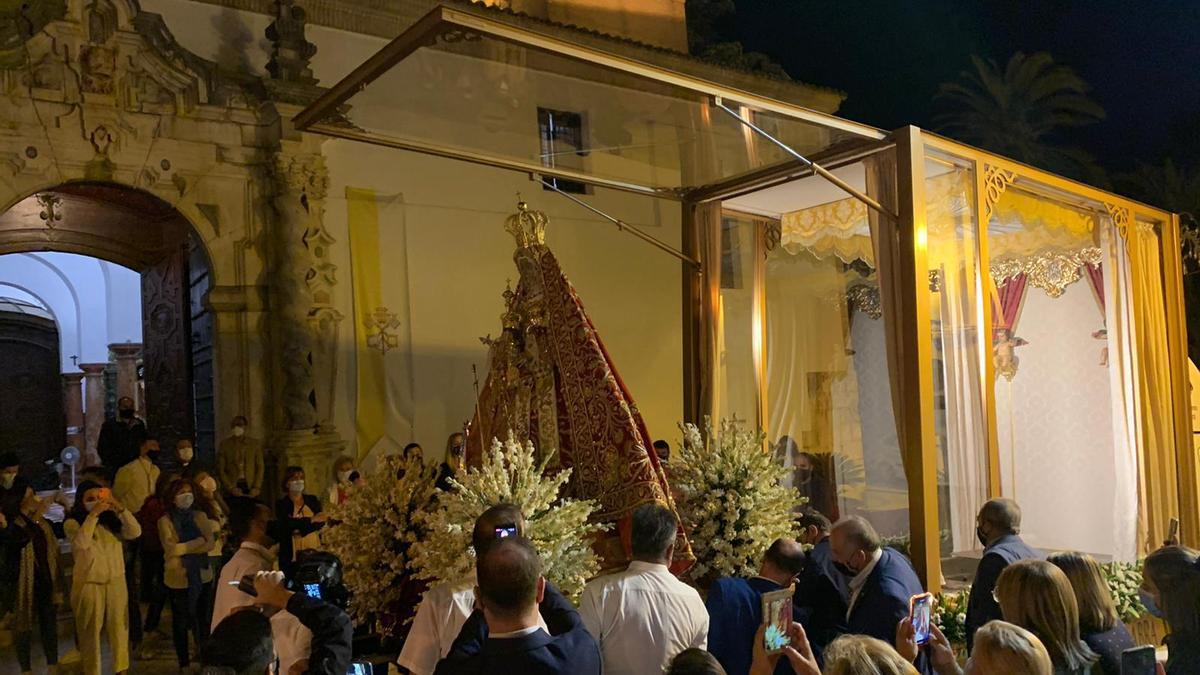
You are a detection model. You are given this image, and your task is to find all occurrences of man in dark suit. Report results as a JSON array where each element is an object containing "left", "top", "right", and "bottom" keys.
[
  {"left": 97, "top": 395, "right": 147, "bottom": 472},
  {"left": 792, "top": 509, "right": 849, "bottom": 665},
  {"left": 965, "top": 498, "right": 1041, "bottom": 651},
  {"left": 830, "top": 515, "right": 929, "bottom": 672},
  {"left": 435, "top": 536, "right": 600, "bottom": 675},
  {"left": 706, "top": 538, "right": 806, "bottom": 675}
]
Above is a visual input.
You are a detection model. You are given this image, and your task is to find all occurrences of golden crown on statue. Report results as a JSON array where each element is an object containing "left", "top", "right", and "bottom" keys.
[{"left": 505, "top": 197, "right": 547, "bottom": 248}]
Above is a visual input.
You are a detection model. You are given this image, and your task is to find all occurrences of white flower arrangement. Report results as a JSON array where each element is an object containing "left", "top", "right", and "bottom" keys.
[
  {"left": 410, "top": 433, "right": 608, "bottom": 601},
  {"left": 673, "top": 418, "right": 802, "bottom": 583},
  {"left": 322, "top": 455, "right": 437, "bottom": 629}
]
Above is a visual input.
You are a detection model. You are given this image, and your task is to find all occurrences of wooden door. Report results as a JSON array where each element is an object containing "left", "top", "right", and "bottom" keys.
[
  {"left": 0, "top": 312, "right": 64, "bottom": 475},
  {"left": 141, "top": 242, "right": 194, "bottom": 450}
]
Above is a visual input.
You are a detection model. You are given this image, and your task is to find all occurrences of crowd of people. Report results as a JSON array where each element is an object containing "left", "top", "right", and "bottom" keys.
[{"left": 2, "top": 408, "right": 1200, "bottom": 675}]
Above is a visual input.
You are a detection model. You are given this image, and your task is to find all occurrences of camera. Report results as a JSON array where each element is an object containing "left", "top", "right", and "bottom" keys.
[{"left": 235, "top": 550, "right": 349, "bottom": 609}]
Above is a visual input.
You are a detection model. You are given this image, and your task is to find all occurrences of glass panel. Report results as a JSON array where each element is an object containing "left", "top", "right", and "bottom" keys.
[
  {"left": 923, "top": 151, "right": 987, "bottom": 568},
  {"left": 753, "top": 160, "right": 909, "bottom": 540},
  {"left": 987, "top": 180, "right": 1128, "bottom": 557},
  {"left": 716, "top": 213, "right": 758, "bottom": 423},
  {"left": 328, "top": 24, "right": 862, "bottom": 192}
]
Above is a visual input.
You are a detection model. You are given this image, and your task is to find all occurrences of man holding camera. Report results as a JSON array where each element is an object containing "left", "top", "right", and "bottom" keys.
[{"left": 203, "top": 570, "right": 352, "bottom": 675}]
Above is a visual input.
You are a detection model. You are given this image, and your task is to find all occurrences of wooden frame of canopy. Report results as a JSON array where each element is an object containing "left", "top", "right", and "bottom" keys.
[{"left": 294, "top": 2, "right": 1193, "bottom": 590}]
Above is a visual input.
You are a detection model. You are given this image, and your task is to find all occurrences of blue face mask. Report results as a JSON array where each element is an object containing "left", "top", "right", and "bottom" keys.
[{"left": 1139, "top": 590, "right": 1164, "bottom": 618}]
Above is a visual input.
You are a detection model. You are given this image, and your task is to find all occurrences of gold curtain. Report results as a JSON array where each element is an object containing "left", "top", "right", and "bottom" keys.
[
  {"left": 695, "top": 201, "right": 723, "bottom": 423},
  {"left": 1130, "top": 221, "right": 1181, "bottom": 550}
]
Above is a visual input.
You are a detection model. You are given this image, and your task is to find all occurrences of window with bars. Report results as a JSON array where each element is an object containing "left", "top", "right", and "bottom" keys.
[{"left": 537, "top": 107, "right": 589, "bottom": 194}]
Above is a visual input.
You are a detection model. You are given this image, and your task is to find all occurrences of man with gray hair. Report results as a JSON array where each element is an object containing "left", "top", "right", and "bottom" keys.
[
  {"left": 965, "top": 498, "right": 1041, "bottom": 651},
  {"left": 580, "top": 503, "right": 708, "bottom": 675},
  {"left": 829, "top": 516, "right": 925, "bottom": 649}
]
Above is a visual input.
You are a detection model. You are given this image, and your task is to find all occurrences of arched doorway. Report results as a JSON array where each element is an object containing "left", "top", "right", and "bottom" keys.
[
  {"left": 0, "top": 181, "right": 216, "bottom": 466},
  {"left": 0, "top": 298, "right": 64, "bottom": 477}
]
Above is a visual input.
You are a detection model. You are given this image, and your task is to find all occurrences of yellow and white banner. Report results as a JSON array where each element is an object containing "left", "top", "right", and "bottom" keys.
[{"left": 346, "top": 187, "right": 414, "bottom": 465}]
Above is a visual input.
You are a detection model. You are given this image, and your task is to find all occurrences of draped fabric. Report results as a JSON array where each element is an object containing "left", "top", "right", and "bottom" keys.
[
  {"left": 992, "top": 274, "right": 1029, "bottom": 338},
  {"left": 1085, "top": 263, "right": 1105, "bottom": 311},
  {"left": 468, "top": 217, "right": 691, "bottom": 570},
  {"left": 1129, "top": 222, "right": 1180, "bottom": 552},
  {"left": 694, "top": 202, "right": 723, "bottom": 423},
  {"left": 1102, "top": 224, "right": 1142, "bottom": 561}
]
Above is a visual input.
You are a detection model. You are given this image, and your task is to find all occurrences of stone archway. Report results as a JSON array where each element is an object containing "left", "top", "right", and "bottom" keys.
[
  {"left": 0, "top": 0, "right": 346, "bottom": 496},
  {"left": 0, "top": 181, "right": 216, "bottom": 464}
]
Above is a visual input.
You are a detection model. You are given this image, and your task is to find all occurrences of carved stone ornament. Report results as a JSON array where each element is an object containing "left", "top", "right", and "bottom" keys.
[
  {"left": 275, "top": 154, "right": 329, "bottom": 202},
  {"left": 990, "top": 247, "right": 1103, "bottom": 299},
  {"left": 265, "top": 0, "right": 318, "bottom": 86}
]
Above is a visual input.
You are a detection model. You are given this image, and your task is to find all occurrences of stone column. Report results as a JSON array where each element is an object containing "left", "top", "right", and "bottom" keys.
[
  {"left": 63, "top": 372, "right": 85, "bottom": 452},
  {"left": 80, "top": 363, "right": 108, "bottom": 467},
  {"left": 110, "top": 342, "right": 142, "bottom": 408}
]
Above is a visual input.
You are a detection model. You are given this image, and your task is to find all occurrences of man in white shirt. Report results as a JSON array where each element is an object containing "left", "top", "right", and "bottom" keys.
[
  {"left": 580, "top": 503, "right": 708, "bottom": 675},
  {"left": 112, "top": 437, "right": 160, "bottom": 514},
  {"left": 212, "top": 499, "right": 312, "bottom": 674},
  {"left": 397, "top": 503, "right": 544, "bottom": 675}
]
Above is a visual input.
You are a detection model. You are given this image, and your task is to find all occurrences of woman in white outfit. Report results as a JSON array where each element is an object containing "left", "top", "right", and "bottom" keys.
[{"left": 65, "top": 480, "right": 142, "bottom": 675}]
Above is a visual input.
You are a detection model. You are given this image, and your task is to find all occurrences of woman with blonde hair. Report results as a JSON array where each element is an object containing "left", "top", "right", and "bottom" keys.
[
  {"left": 967, "top": 620, "right": 1054, "bottom": 675},
  {"left": 995, "top": 559, "right": 1098, "bottom": 675},
  {"left": 824, "top": 635, "right": 918, "bottom": 675},
  {"left": 1143, "top": 546, "right": 1200, "bottom": 674},
  {"left": 1048, "top": 552, "right": 1134, "bottom": 675}
]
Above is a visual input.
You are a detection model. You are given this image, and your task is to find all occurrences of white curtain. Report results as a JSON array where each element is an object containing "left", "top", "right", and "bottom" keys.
[
  {"left": 1103, "top": 220, "right": 1142, "bottom": 561},
  {"left": 939, "top": 259, "right": 989, "bottom": 553}
]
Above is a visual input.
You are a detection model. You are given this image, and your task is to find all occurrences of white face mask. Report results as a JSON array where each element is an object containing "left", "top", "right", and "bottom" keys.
[
  {"left": 337, "top": 470, "right": 353, "bottom": 483},
  {"left": 0, "top": 473, "right": 15, "bottom": 489},
  {"left": 232, "top": 426, "right": 246, "bottom": 438},
  {"left": 288, "top": 480, "right": 305, "bottom": 495},
  {"left": 84, "top": 499, "right": 100, "bottom": 512},
  {"left": 174, "top": 493, "right": 194, "bottom": 510},
  {"left": 179, "top": 446, "right": 194, "bottom": 462},
  {"left": 199, "top": 476, "right": 217, "bottom": 493}
]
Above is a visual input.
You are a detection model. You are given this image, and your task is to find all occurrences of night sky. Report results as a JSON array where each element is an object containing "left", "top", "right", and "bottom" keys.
[{"left": 729, "top": 0, "right": 1200, "bottom": 172}]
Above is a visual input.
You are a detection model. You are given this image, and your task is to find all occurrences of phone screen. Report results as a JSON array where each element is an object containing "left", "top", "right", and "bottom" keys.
[
  {"left": 1121, "top": 646, "right": 1156, "bottom": 675},
  {"left": 346, "top": 663, "right": 371, "bottom": 675},
  {"left": 495, "top": 525, "right": 518, "bottom": 539},
  {"left": 761, "top": 589, "right": 793, "bottom": 654},
  {"left": 910, "top": 594, "right": 933, "bottom": 645}
]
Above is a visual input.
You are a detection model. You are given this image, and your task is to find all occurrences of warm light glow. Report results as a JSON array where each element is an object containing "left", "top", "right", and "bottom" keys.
[{"left": 916, "top": 225, "right": 928, "bottom": 251}]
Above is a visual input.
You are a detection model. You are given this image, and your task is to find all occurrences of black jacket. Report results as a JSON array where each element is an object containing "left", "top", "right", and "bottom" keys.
[
  {"left": 434, "top": 582, "right": 601, "bottom": 675},
  {"left": 793, "top": 536, "right": 849, "bottom": 664},
  {"left": 98, "top": 417, "right": 147, "bottom": 471},
  {"left": 275, "top": 494, "right": 324, "bottom": 574},
  {"left": 965, "top": 534, "right": 1041, "bottom": 651},
  {"left": 286, "top": 592, "right": 353, "bottom": 675}
]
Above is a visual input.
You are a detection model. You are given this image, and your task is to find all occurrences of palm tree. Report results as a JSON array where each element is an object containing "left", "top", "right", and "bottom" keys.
[{"left": 934, "top": 52, "right": 1106, "bottom": 182}]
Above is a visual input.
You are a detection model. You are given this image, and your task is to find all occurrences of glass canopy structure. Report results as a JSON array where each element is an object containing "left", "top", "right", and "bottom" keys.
[{"left": 297, "top": 2, "right": 1193, "bottom": 588}]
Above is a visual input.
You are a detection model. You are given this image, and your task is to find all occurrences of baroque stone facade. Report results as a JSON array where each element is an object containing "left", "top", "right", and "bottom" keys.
[{"left": 0, "top": 0, "right": 344, "bottom": 496}]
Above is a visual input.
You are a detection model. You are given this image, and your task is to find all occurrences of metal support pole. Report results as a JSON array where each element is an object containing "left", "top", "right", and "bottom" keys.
[
  {"left": 713, "top": 97, "right": 898, "bottom": 220},
  {"left": 537, "top": 176, "right": 701, "bottom": 268}
]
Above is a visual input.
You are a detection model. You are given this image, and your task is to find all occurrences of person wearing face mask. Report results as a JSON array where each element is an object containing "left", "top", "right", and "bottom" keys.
[
  {"left": 435, "top": 434, "right": 466, "bottom": 493},
  {"left": 65, "top": 480, "right": 142, "bottom": 675},
  {"left": 828, "top": 516, "right": 930, "bottom": 673},
  {"left": 175, "top": 439, "right": 197, "bottom": 475},
  {"left": 0, "top": 452, "right": 31, "bottom": 505},
  {"left": 1, "top": 488, "right": 61, "bottom": 675},
  {"left": 158, "top": 478, "right": 214, "bottom": 670},
  {"left": 218, "top": 415, "right": 264, "bottom": 499},
  {"left": 792, "top": 509, "right": 849, "bottom": 666},
  {"left": 137, "top": 471, "right": 180, "bottom": 648},
  {"left": 98, "top": 396, "right": 148, "bottom": 472},
  {"left": 964, "top": 498, "right": 1041, "bottom": 653},
  {"left": 112, "top": 435, "right": 160, "bottom": 653},
  {"left": 211, "top": 499, "right": 314, "bottom": 673},
  {"left": 191, "top": 468, "right": 228, "bottom": 632},
  {"left": 328, "top": 456, "right": 358, "bottom": 507},
  {"left": 276, "top": 466, "right": 326, "bottom": 574},
  {"left": 1142, "top": 545, "right": 1200, "bottom": 674}
]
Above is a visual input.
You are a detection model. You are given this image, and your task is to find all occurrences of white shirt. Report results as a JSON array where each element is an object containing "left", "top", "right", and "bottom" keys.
[
  {"left": 846, "top": 548, "right": 884, "bottom": 618},
  {"left": 397, "top": 573, "right": 548, "bottom": 675},
  {"left": 113, "top": 456, "right": 159, "bottom": 513},
  {"left": 211, "top": 541, "right": 312, "bottom": 674},
  {"left": 396, "top": 576, "right": 479, "bottom": 675},
  {"left": 579, "top": 561, "right": 709, "bottom": 675}
]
